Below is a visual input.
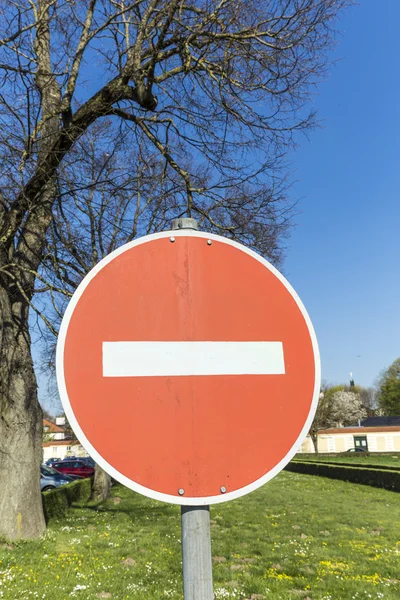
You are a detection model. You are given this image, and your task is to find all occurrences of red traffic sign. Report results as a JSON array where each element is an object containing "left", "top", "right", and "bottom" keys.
[{"left": 57, "top": 230, "right": 320, "bottom": 505}]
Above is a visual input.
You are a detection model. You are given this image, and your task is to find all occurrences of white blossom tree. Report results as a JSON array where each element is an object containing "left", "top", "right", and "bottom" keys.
[
  {"left": 330, "top": 390, "right": 367, "bottom": 427},
  {"left": 309, "top": 385, "right": 368, "bottom": 451}
]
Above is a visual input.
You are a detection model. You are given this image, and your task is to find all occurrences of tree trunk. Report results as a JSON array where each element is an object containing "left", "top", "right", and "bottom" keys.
[
  {"left": 310, "top": 432, "right": 318, "bottom": 453},
  {"left": 0, "top": 287, "right": 46, "bottom": 539},
  {"left": 90, "top": 465, "right": 112, "bottom": 502},
  {"left": 0, "top": 0, "right": 61, "bottom": 539}
]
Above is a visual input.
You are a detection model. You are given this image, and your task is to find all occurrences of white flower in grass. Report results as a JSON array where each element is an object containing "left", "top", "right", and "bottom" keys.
[
  {"left": 214, "top": 588, "right": 231, "bottom": 599},
  {"left": 70, "top": 584, "right": 88, "bottom": 596}
]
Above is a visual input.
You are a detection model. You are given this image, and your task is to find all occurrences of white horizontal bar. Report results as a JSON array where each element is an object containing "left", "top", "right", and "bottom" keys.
[{"left": 102, "top": 341, "right": 285, "bottom": 377}]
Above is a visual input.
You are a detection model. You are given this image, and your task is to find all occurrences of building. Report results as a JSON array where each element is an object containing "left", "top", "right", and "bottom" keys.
[
  {"left": 43, "top": 419, "right": 66, "bottom": 441},
  {"left": 42, "top": 439, "right": 88, "bottom": 461},
  {"left": 316, "top": 426, "right": 400, "bottom": 453},
  {"left": 299, "top": 436, "right": 315, "bottom": 453},
  {"left": 42, "top": 417, "right": 87, "bottom": 461},
  {"left": 298, "top": 421, "right": 400, "bottom": 454}
]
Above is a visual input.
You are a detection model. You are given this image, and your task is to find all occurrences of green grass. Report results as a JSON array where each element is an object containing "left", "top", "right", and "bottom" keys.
[
  {"left": 296, "top": 453, "right": 400, "bottom": 468},
  {"left": 1, "top": 472, "right": 400, "bottom": 599}
]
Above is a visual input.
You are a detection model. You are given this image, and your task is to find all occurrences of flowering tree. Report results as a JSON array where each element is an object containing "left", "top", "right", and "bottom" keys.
[
  {"left": 330, "top": 390, "right": 367, "bottom": 427},
  {"left": 309, "top": 385, "right": 367, "bottom": 451}
]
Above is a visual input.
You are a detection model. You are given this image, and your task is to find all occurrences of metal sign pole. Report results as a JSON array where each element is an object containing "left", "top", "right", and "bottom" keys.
[
  {"left": 181, "top": 506, "right": 214, "bottom": 599},
  {"left": 171, "top": 218, "right": 214, "bottom": 600}
]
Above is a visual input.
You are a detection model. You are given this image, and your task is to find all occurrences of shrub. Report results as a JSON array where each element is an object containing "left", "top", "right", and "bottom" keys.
[
  {"left": 293, "top": 459, "right": 400, "bottom": 472},
  {"left": 42, "top": 478, "right": 92, "bottom": 522},
  {"left": 285, "top": 461, "right": 400, "bottom": 492}
]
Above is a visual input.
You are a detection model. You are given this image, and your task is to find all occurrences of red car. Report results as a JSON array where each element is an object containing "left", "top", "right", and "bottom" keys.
[{"left": 52, "top": 459, "right": 94, "bottom": 478}]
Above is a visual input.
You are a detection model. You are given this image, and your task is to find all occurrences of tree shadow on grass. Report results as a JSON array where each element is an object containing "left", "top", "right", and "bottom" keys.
[{"left": 71, "top": 500, "right": 179, "bottom": 522}]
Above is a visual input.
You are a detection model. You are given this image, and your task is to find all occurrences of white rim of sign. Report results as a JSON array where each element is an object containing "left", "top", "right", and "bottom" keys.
[{"left": 56, "top": 229, "right": 321, "bottom": 506}]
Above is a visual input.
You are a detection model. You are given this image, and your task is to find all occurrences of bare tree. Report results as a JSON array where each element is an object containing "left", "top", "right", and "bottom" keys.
[
  {"left": 308, "top": 385, "right": 332, "bottom": 453},
  {"left": 359, "top": 387, "right": 377, "bottom": 416},
  {"left": 40, "top": 119, "right": 293, "bottom": 500},
  {"left": 0, "top": 0, "right": 350, "bottom": 539},
  {"left": 38, "top": 122, "right": 187, "bottom": 500}
]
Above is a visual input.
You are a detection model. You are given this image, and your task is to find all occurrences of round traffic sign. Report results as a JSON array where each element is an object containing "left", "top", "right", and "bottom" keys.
[{"left": 57, "top": 230, "right": 320, "bottom": 504}]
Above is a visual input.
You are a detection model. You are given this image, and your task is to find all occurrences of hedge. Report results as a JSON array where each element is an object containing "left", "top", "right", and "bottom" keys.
[
  {"left": 42, "top": 478, "right": 92, "bottom": 522},
  {"left": 285, "top": 461, "right": 400, "bottom": 492},
  {"left": 298, "top": 452, "right": 400, "bottom": 459},
  {"left": 293, "top": 459, "right": 400, "bottom": 472}
]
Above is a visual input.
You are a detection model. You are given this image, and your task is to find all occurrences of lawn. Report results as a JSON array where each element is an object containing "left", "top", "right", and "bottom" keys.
[
  {"left": 295, "top": 454, "right": 400, "bottom": 468},
  {"left": 1, "top": 471, "right": 399, "bottom": 600}
]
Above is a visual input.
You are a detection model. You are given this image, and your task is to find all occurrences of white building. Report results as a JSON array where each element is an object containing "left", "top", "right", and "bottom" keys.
[
  {"left": 42, "top": 439, "right": 88, "bottom": 461},
  {"left": 298, "top": 426, "right": 400, "bottom": 453},
  {"left": 42, "top": 417, "right": 87, "bottom": 461}
]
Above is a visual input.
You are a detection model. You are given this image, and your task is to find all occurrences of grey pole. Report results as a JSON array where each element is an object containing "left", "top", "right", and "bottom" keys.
[
  {"left": 171, "top": 217, "right": 214, "bottom": 600},
  {"left": 172, "top": 217, "right": 199, "bottom": 231},
  {"left": 181, "top": 506, "right": 214, "bottom": 600}
]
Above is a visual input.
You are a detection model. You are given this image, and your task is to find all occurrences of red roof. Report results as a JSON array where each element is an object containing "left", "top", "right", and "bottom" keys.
[{"left": 43, "top": 419, "right": 64, "bottom": 433}]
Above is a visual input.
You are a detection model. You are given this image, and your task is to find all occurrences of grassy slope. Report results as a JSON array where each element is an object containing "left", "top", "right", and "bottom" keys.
[
  {"left": 0, "top": 471, "right": 399, "bottom": 600},
  {"left": 296, "top": 454, "right": 400, "bottom": 468}
]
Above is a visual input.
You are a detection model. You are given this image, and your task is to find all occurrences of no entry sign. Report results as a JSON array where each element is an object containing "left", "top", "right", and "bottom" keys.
[{"left": 57, "top": 230, "right": 320, "bottom": 505}]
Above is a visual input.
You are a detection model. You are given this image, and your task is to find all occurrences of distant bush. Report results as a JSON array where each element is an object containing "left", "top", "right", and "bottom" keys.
[
  {"left": 294, "top": 459, "right": 400, "bottom": 472},
  {"left": 286, "top": 461, "right": 400, "bottom": 492},
  {"left": 298, "top": 452, "right": 400, "bottom": 458},
  {"left": 42, "top": 478, "right": 92, "bottom": 522}
]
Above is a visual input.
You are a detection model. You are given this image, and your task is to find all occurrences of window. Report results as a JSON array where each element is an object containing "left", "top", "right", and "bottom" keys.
[
  {"left": 353, "top": 435, "right": 368, "bottom": 451},
  {"left": 52, "top": 447, "right": 57, "bottom": 454},
  {"left": 41, "top": 465, "right": 56, "bottom": 476},
  {"left": 66, "top": 446, "right": 71, "bottom": 452}
]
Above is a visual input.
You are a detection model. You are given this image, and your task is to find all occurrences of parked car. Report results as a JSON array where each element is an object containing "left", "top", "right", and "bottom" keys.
[
  {"left": 42, "top": 464, "right": 84, "bottom": 481},
  {"left": 45, "top": 458, "right": 59, "bottom": 467},
  {"left": 79, "top": 457, "right": 96, "bottom": 467},
  {"left": 346, "top": 447, "right": 368, "bottom": 453},
  {"left": 40, "top": 465, "right": 76, "bottom": 492},
  {"left": 51, "top": 459, "right": 95, "bottom": 478}
]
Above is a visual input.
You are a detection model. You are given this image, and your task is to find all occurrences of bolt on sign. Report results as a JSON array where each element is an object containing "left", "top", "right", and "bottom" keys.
[{"left": 57, "top": 230, "right": 320, "bottom": 505}]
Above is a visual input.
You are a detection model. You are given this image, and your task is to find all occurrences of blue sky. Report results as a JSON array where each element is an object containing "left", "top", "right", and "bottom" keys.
[{"left": 283, "top": 0, "right": 400, "bottom": 388}]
